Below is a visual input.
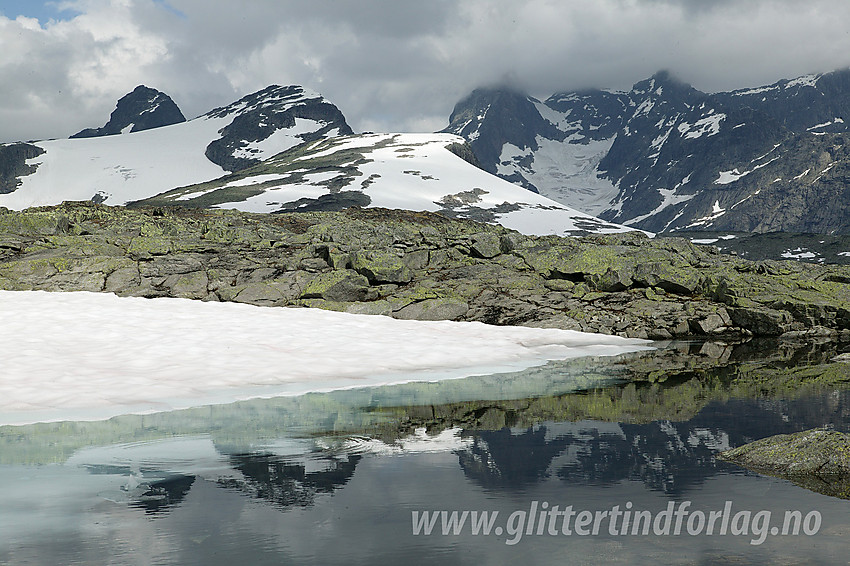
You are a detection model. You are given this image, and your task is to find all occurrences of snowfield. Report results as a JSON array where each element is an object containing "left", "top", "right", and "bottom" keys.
[
  {"left": 0, "top": 86, "right": 343, "bottom": 210},
  {"left": 0, "top": 290, "right": 652, "bottom": 426},
  {"left": 0, "top": 117, "right": 228, "bottom": 210}
]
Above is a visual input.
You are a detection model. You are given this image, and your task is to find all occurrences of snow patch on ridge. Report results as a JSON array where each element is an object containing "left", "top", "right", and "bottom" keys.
[
  {"left": 785, "top": 74, "right": 821, "bottom": 89},
  {"left": 677, "top": 113, "right": 725, "bottom": 139},
  {"left": 714, "top": 155, "right": 780, "bottom": 185},
  {"left": 623, "top": 187, "right": 695, "bottom": 226},
  {"left": 0, "top": 117, "right": 230, "bottom": 210},
  {"left": 0, "top": 88, "right": 347, "bottom": 211},
  {"left": 231, "top": 119, "right": 330, "bottom": 161},
  {"left": 686, "top": 200, "right": 726, "bottom": 228}
]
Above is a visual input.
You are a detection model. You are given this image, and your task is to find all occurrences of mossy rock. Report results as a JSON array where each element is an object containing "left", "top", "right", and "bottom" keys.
[
  {"left": 469, "top": 232, "right": 502, "bottom": 258},
  {"left": 127, "top": 235, "right": 172, "bottom": 258},
  {"left": 720, "top": 428, "right": 850, "bottom": 499},
  {"left": 2, "top": 202, "right": 850, "bottom": 337},
  {"left": 0, "top": 210, "right": 69, "bottom": 236},
  {"left": 351, "top": 249, "right": 414, "bottom": 284},
  {"left": 300, "top": 270, "right": 371, "bottom": 302}
]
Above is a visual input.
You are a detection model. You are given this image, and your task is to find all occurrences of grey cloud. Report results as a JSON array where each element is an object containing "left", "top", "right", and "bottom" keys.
[{"left": 3, "top": 0, "right": 850, "bottom": 143}]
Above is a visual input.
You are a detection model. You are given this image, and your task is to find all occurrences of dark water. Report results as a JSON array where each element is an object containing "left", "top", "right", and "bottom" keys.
[
  {"left": 668, "top": 230, "right": 850, "bottom": 265},
  {"left": 2, "top": 340, "right": 850, "bottom": 565}
]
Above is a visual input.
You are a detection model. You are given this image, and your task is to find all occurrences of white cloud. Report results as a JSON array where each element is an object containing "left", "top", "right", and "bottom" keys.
[{"left": 3, "top": 0, "right": 850, "bottom": 143}]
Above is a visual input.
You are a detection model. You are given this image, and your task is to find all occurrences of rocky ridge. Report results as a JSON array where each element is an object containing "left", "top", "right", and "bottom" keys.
[
  {"left": 2, "top": 202, "right": 850, "bottom": 339},
  {"left": 445, "top": 69, "right": 850, "bottom": 233},
  {"left": 0, "top": 143, "right": 45, "bottom": 194},
  {"left": 131, "top": 132, "right": 635, "bottom": 237}
]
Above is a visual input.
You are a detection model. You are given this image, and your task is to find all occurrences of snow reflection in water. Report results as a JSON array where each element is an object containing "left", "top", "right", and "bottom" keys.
[{"left": 2, "top": 343, "right": 850, "bottom": 565}]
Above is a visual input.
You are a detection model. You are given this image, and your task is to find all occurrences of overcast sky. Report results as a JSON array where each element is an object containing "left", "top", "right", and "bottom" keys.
[{"left": 2, "top": 0, "right": 850, "bottom": 143}]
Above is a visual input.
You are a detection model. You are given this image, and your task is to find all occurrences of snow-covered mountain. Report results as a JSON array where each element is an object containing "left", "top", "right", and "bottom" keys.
[
  {"left": 134, "top": 132, "right": 636, "bottom": 237},
  {"left": 444, "top": 68, "right": 850, "bottom": 233},
  {"left": 0, "top": 85, "right": 352, "bottom": 210},
  {"left": 0, "top": 86, "right": 635, "bottom": 237}
]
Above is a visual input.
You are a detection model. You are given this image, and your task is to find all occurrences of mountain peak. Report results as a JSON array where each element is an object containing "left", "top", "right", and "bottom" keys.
[
  {"left": 632, "top": 70, "right": 702, "bottom": 99},
  {"left": 71, "top": 85, "right": 186, "bottom": 139},
  {"left": 650, "top": 69, "right": 678, "bottom": 83},
  {"left": 204, "top": 85, "right": 329, "bottom": 120},
  {"left": 202, "top": 84, "right": 353, "bottom": 172},
  {"left": 442, "top": 87, "right": 561, "bottom": 191},
  {"left": 2, "top": 83, "right": 356, "bottom": 208},
  {"left": 446, "top": 66, "right": 850, "bottom": 235},
  {"left": 444, "top": 87, "right": 536, "bottom": 129}
]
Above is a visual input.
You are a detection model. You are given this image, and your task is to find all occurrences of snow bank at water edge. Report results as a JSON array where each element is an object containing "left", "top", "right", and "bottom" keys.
[{"left": 0, "top": 291, "right": 652, "bottom": 426}]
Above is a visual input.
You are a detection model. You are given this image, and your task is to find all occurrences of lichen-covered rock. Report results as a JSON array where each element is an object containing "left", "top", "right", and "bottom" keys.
[
  {"left": 589, "top": 268, "right": 633, "bottom": 292},
  {"left": 719, "top": 428, "right": 850, "bottom": 499},
  {"left": 1, "top": 202, "right": 850, "bottom": 334},
  {"left": 728, "top": 305, "right": 794, "bottom": 335},
  {"left": 633, "top": 261, "right": 705, "bottom": 295},
  {"left": 690, "top": 310, "right": 731, "bottom": 334},
  {"left": 469, "top": 232, "right": 502, "bottom": 259},
  {"left": 301, "top": 270, "right": 371, "bottom": 302},
  {"left": 351, "top": 249, "right": 414, "bottom": 284}
]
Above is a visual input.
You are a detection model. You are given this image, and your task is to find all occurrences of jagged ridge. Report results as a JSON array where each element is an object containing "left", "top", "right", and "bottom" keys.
[{"left": 446, "top": 68, "right": 850, "bottom": 234}]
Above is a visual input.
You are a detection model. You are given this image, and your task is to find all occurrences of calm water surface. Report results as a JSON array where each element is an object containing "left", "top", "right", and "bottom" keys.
[{"left": 2, "top": 340, "right": 849, "bottom": 565}]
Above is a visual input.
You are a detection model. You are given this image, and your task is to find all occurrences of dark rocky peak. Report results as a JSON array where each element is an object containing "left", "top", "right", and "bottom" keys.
[
  {"left": 444, "top": 87, "right": 500, "bottom": 131},
  {"left": 616, "top": 72, "right": 712, "bottom": 149},
  {"left": 203, "top": 85, "right": 353, "bottom": 172},
  {"left": 442, "top": 87, "right": 564, "bottom": 178},
  {"left": 598, "top": 71, "right": 789, "bottom": 229},
  {"left": 632, "top": 70, "right": 702, "bottom": 98},
  {"left": 626, "top": 71, "right": 707, "bottom": 121},
  {"left": 71, "top": 85, "right": 185, "bottom": 138},
  {"left": 444, "top": 87, "right": 548, "bottom": 139}
]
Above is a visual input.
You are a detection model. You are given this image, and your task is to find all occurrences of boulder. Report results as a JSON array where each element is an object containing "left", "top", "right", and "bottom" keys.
[
  {"left": 469, "top": 232, "right": 502, "bottom": 258},
  {"left": 351, "top": 249, "right": 414, "bottom": 284},
  {"left": 729, "top": 306, "right": 793, "bottom": 335},
  {"left": 633, "top": 262, "right": 704, "bottom": 295},
  {"left": 301, "top": 270, "right": 371, "bottom": 302},
  {"left": 720, "top": 428, "right": 850, "bottom": 499},
  {"left": 690, "top": 313, "right": 725, "bottom": 334},
  {"left": 589, "top": 268, "right": 633, "bottom": 292},
  {"left": 393, "top": 298, "right": 470, "bottom": 321}
]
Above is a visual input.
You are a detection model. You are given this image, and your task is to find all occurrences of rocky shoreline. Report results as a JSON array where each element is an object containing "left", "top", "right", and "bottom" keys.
[{"left": 2, "top": 201, "right": 850, "bottom": 339}]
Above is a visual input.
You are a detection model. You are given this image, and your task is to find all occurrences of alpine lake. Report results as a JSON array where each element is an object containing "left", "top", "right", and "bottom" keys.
[{"left": 2, "top": 336, "right": 850, "bottom": 565}]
